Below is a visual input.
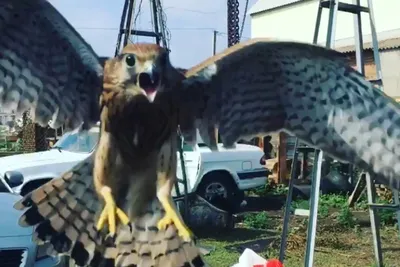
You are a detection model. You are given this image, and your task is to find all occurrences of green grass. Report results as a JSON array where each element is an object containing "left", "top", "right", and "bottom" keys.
[
  {"left": 196, "top": 192, "right": 400, "bottom": 267},
  {"left": 197, "top": 227, "right": 275, "bottom": 266},
  {"left": 198, "top": 219, "right": 400, "bottom": 267}
]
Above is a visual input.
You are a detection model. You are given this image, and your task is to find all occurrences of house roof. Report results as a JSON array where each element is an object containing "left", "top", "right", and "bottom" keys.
[
  {"left": 249, "top": 0, "right": 309, "bottom": 15},
  {"left": 335, "top": 37, "right": 400, "bottom": 53},
  {"left": 331, "top": 29, "right": 400, "bottom": 53}
]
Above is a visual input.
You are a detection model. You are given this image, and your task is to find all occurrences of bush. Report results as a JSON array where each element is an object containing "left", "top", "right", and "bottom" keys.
[
  {"left": 243, "top": 212, "right": 271, "bottom": 230},
  {"left": 291, "top": 194, "right": 348, "bottom": 218},
  {"left": 249, "top": 180, "right": 288, "bottom": 197},
  {"left": 337, "top": 205, "right": 356, "bottom": 228}
]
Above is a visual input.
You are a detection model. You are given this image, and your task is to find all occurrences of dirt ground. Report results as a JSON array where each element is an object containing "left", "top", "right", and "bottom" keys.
[{"left": 197, "top": 203, "right": 400, "bottom": 267}]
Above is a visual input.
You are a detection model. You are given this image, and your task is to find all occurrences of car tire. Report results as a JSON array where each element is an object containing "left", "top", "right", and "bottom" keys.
[{"left": 196, "top": 172, "right": 243, "bottom": 213}]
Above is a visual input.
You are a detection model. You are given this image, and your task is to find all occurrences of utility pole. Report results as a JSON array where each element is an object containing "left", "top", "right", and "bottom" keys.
[
  {"left": 213, "top": 30, "right": 218, "bottom": 55},
  {"left": 115, "top": 0, "right": 165, "bottom": 56}
]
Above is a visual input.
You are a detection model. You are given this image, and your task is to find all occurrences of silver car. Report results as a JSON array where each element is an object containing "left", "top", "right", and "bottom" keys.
[{"left": 0, "top": 172, "right": 68, "bottom": 267}]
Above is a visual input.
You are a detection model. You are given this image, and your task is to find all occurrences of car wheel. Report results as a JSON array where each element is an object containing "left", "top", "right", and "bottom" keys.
[{"left": 196, "top": 172, "right": 242, "bottom": 212}]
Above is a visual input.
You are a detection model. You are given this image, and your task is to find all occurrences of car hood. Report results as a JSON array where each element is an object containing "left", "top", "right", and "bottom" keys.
[
  {"left": 0, "top": 193, "right": 33, "bottom": 237},
  {"left": 199, "top": 143, "right": 263, "bottom": 153},
  {"left": 0, "top": 149, "right": 88, "bottom": 172}
]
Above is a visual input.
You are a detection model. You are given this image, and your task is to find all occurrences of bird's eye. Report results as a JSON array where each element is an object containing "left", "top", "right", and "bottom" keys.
[{"left": 125, "top": 55, "right": 135, "bottom": 67}]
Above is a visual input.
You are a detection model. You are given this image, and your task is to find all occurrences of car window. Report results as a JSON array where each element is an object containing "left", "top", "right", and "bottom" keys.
[
  {"left": 176, "top": 136, "right": 194, "bottom": 152},
  {"left": 52, "top": 130, "right": 99, "bottom": 153},
  {"left": 182, "top": 143, "right": 194, "bottom": 152},
  {"left": 0, "top": 178, "right": 9, "bottom": 193}
]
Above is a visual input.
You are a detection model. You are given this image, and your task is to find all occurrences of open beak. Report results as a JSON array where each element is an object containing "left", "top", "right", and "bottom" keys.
[
  {"left": 137, "top": 69, "right": 160, "bottom": 102},
  {"left": 146, "top": 90, "right": 157, "bottom": 102}
]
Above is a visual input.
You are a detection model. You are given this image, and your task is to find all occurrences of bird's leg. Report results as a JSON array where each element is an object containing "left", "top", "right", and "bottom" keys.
[
  {"left": 156, "top": 175, "right": 193, "bottom": 241},
  {"left": 96, "top": 186, "right": 130, "bottom": 236}
]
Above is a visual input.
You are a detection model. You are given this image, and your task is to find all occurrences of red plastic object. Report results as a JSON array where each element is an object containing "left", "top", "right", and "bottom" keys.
[{"left": 266, "top": 259, "right": 284, "bottom": 267}]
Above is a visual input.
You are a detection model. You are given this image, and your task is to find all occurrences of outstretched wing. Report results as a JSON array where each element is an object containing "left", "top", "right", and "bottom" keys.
[
  {"left": 0, "top": 0, "right": 103, "bottom": 130},
  {"left": 171, "top": 38, "right": 400, "bottom": 190}
]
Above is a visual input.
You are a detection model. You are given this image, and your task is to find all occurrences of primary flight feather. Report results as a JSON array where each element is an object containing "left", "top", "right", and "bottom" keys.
[{"left": 170, "top": 39, "right": 400, "bottom": 190}]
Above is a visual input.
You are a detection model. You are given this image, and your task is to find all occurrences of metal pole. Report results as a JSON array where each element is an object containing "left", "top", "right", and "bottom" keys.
[
  {"left": 115, "top": 0, "right": 129, "bottom": 56},
  {"left": 213, "top": 30, "right": 218, "bottom": 55},
  {"left": 177, "top": 130, "right": 189, "bottom": 220},
  {"left": 366, "top": 173, "right": 383, "bottom": 267},
  {"left": 279, "top": 139, "right": 300, "bottom": 263},
  {"left": 353, "top": 0, "right": 365, "bottom": 75},
  {"left": 325, "top": 0, "right": 339, "bottom": 48},
  {"left": 150, "top": 0, "right": 161, "bottom": 45},
  {"left": 304, "top": 150, "right": 323, "bottom": 267},
  {"left": 313, "top": 3, "right": 323, "bottom": 44},
  {"left": 123, "top": 0, "right": 135, "bottom": 47},
  {"left": 367, "top": 0, "right": 383, "bottom": 81}
]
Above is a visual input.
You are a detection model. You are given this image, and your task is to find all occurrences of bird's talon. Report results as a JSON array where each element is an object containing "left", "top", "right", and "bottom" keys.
[
  {"left": 157, "top": 215, "right": 173, "bottom": 230},
  {"left": 96, "top": 186, "right": 130, "bottom": 235},
  {"left": 176, "top": 225, "right": 193, "bottom": 242},
  {"left": 116, "top": 208, "right": 130, "bottom": 225},
  {"left": 157, "top": 214, "right": 193, "bottom": 242}
]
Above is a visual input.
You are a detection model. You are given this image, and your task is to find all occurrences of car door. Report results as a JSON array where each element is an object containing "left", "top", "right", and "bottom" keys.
[{"left": 174, "top": 141, "right": 201, "bottom": 197}]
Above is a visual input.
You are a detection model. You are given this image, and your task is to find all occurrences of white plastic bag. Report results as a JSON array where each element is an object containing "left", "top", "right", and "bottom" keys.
[{"left": 231, "top": 248, "right": 268, "bottom": 267}]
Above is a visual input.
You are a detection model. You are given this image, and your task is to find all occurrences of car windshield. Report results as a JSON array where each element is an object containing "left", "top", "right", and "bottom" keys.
[
  {"left": 53, "top": 127, "right": 197, "bottom": 153},
  {"left": 52, "top": 128, "right": 99, "bottom": 153}
]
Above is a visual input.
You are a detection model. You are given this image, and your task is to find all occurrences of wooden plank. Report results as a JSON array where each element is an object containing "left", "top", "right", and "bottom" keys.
[
  {"left": 348, "top": 173, "right": 367, "bottom": 207},
  {"left": 278, "top": 132, "right": 288, "bottom": 184}
]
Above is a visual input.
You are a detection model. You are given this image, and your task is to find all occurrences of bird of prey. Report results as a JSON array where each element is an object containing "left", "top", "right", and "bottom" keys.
[
  {"left": 2, "top": 0, "right": 400, "bottom": 266},
  {"left": 4, "top": 0, "right": 200, "bottom": 266}
]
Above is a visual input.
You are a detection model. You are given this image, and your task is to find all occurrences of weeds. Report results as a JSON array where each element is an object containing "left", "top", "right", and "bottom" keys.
[
  {"left": 337, "top": 205, "right": 356, "bottom": 228},
  {"left": 243, "top": 212, "right": 271, "bottom": 230},
  {"left": 291, "top": 194, "right": 348, "bottom": 219},
  {"left": 249, "top": 180, "right": 288, "bottom": 197}
]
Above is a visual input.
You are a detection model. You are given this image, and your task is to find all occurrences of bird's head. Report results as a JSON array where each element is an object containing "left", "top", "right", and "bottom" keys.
[{"left": 103, "top": 43, "right": 172, "bottom": 102}]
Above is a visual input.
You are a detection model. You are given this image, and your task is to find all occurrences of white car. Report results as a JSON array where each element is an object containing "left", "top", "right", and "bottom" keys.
[
  {"left": 0, "top": 174, "right": 67, "bottom": 267},
  {"left": 0, "top": 126, "right": 268, "bottom": 210}
]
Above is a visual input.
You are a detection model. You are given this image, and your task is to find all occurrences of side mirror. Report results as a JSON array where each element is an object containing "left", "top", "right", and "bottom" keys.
[{"left": 4, "top": 171, "right": 24, "bottom": 188}]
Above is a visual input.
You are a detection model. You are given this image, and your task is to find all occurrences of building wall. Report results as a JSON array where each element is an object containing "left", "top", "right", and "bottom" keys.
[
  {"left": 251, "top": 0, "right": 400, "bottom": 46},
  {"left": 251, "top": 0, "right": 400, "bottom": 98},
  {"left": 344, "top": 49, "right": 400, "bottom": 98},
  {"left": 379, "top": 49, "right": 400, "bottom": 98}
]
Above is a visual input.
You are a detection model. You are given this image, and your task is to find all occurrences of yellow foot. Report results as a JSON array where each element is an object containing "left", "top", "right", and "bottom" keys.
[
  {"left": 157, "top": 213, "right": 193, "bottom": 242},
  {"left": 157, "top": 214, "right": 173, "bottom": 230},
  {"left": 96, "top": 186, "right": 130, "bottom": 236}
]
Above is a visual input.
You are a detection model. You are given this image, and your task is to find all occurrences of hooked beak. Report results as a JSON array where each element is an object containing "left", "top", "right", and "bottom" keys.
[{"left": 137, "top": 68, "right": 160, "bottom": 102}]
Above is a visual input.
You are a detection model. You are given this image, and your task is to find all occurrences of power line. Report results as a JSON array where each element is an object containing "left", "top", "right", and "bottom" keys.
[
  {"left": 76, "top": 26, "right": 214, "bottom": 31},
  {"left": 163, "top": 6, "right": 218, "bottom": 14},
  {"left": 75, "top": 26, "right": 250, "bottom": 40}
]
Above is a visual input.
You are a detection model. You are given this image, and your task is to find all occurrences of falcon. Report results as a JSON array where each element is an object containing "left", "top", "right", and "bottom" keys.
[
  {"left": 1, "top": 0, "right": 400, "bottom": 266},
  {"left": 5, "top": 0, "right": 201, "bottom": 266}
]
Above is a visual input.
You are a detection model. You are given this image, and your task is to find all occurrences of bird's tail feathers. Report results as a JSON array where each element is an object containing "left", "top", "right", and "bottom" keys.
[
  {"left": 14, "top": 154, "right": 105, "bottom": 266},
  {"left": 102, "top": 200, "right": 207, "bottom": 267}
]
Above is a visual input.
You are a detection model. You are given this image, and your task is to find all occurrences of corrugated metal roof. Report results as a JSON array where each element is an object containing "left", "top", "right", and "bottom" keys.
[
  {"left": 249, "top": 0, "right": 308, "bottom": 15},
  {"left": 335, "top": 37, "right": 400, "bottom": 53}
]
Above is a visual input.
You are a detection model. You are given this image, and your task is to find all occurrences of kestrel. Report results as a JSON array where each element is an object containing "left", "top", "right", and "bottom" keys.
[{"left": 2, "top": 1, "right": 400, "bottom": 267}]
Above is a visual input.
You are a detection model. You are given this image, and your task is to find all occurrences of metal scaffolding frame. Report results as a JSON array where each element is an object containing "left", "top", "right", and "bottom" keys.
[
  {"left": 114, "top": 0, "right": 190, "bottom": 219},
  {"left": 278, "top": 1, "right": 400, "bottom": 267}
]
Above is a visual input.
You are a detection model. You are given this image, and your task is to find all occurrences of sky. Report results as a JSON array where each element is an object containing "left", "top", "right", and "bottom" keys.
[{"left": 49, "top": 0, "right": 258, "bottom": 68}]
